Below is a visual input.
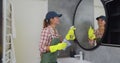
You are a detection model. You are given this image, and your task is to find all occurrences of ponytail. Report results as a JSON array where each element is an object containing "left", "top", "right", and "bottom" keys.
[{"left": 43, "top": 19, "right": 50, "bottom": 28}]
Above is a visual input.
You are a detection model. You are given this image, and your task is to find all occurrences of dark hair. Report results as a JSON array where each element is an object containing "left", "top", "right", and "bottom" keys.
[
  {"left": 43, "top": 19, "right": 50, "bottom": 28},
  {"left": 43, "top": 17, "right": 55, "bottom": 28}
]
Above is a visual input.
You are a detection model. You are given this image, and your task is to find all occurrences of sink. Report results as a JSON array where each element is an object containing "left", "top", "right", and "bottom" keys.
[{"left": 57, "top": 57, "right": 92, "bottom": 63}]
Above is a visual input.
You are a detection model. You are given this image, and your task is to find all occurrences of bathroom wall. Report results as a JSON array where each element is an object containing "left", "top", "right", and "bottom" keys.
[
  {"left": 48, "top": 0, "right": 120, "bottom": 63},
  {"left": 83, "top": 46, "right": 120, "bottom": 63},
  {"left": 13, "top": 0, "right": 48, "bottom": 63}
]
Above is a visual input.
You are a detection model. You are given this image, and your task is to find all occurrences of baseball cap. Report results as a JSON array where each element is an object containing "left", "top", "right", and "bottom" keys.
[
  {"left": 96, "top": 15, "right": 106, "bottom": 21},
  {"left": 45, "top": 11, "right": 62, "bottom": 20}
]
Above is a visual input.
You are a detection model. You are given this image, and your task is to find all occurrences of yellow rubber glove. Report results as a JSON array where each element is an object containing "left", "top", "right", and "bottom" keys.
[
  {"left": 65, "top": 26, "right": 76, "bottom": 40},
  {"left": 88, "top": 26, "right": 96, "bottom": 40},
  {"left": 49, "top": 42, "right": 67, "bottom": 53}
]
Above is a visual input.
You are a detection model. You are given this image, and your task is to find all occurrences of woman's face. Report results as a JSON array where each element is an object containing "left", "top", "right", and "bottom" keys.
[
  {"left": 97, "top": 19, "right": 106, "bottom": 27},
  {"left": 50, "top": 17, "right": 60, "bottom": 25}
]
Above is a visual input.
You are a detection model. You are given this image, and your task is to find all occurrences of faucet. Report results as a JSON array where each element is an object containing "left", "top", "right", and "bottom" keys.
[{"left": 74, "top": 51, "right": 84, "bottom": 61}]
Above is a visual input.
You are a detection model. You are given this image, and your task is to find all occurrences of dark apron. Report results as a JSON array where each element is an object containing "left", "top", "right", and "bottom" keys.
[
  {"left": 96, "top": 38, "right": 101, "bottom": 43},
  {"left": 40, "top": 38, "right": 60, "bottom": 63}
]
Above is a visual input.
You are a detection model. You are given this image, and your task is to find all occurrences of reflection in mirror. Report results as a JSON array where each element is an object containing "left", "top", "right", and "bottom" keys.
[{"left": 74, "top": 0, "right": 106, "bottom": 50}]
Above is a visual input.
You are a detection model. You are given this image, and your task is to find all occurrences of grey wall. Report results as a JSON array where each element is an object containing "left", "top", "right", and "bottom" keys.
[
  {"left": 83, "top": 46, "right": 120, "bottom": 63},
  {"left": 48, "top": 0, "right": 120, "bottom": 63}
]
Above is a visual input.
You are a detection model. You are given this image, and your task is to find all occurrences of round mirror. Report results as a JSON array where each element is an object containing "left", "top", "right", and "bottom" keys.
[{"left": 74, "top": 0, "right": 106, "bottom": 50}]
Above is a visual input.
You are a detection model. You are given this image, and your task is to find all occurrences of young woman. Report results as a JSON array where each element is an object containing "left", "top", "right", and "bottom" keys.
[
  {"left": 39, "top": 11, "right": 76, "bottom": 63},
  {"left": 89, "top": 15, "right": 106, "bottom": 46}
]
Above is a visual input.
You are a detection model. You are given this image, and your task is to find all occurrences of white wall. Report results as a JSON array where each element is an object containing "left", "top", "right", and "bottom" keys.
[{"left": 13, "top": 0, "right": 48, "bottom": 63}]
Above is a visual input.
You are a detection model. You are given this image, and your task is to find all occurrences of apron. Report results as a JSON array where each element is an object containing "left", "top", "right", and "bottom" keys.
[
  {"left": 40, "top": 38, "right": 60, "bottom": 63},
  {"left": 96, "top": 38, "right": 101, "bottom": 43}
]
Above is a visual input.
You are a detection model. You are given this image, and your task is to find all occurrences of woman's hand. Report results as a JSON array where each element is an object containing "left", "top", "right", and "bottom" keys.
[
  {"left": 49, "top": 42, "right": 67, "bottom": 53},
  {"left": 88, "top": 26, "right": 96, "bottom": 40},
  {"left": 65, "top": 26, "right": 76, "bottom": 40},
  {"left": 88, "top": 39, "right": 96, "bottom": 46}
]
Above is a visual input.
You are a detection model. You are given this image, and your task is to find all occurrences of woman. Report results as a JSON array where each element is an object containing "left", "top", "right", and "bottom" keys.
[
  {"left": 89, "top": 15, "right": 106, "bottom": 46},
  {"left": 39, "top": 11, "right": 76, "bottom": 63}
]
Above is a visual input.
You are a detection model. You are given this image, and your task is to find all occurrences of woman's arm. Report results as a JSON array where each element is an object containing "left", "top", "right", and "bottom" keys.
[{"left": 39, "top": 28, "right": 50, "bottom": 53}]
